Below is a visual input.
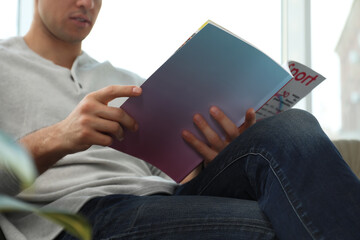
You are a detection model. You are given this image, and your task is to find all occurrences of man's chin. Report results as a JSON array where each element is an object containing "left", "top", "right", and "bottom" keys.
[{"left": 61, "top": 34, "right": 89, "bottom": 44}]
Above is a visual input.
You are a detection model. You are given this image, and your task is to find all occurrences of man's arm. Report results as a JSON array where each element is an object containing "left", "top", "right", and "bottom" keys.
[
  {"left": 180, "top": 107, "right": 256, "bottom": 183},
  {"left": 19, "top": 85, "right": 142, "bottom": 174}
]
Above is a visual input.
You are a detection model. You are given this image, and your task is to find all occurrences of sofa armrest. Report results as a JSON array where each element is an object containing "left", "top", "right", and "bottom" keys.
[{"left": 332, "top": 140, "right": 360, "bottom": 178}]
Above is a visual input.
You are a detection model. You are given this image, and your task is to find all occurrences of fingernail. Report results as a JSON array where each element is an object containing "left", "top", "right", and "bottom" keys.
[
  {"left": 182, "top": 130, "right": 189, "bottom": 137},
  {"left": 116, "top": 135, "right": 124, "bottom": 141},
  {"left": 133, "top": 123, "right": 139, "bottom": 132},
  {"left": 210, "top": 106, "right": 219, "bottom": 116},
  {"left": 132, "top": 87, "right": 142, "bottom": 94},
  {"left": 116, "top": 129, "right": 124, "bottom": 141},
  {"left": 194, "top": 114, "right": 202, "bottom": 123}
]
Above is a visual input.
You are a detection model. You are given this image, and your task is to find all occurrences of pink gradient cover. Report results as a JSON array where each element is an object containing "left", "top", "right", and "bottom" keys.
[{"left": 111, "top": 22, "right": 292, "bottom": 182}]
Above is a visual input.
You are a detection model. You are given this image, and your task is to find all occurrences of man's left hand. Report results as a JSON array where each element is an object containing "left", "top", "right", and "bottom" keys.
[{"left": 182, "top": 107, "right": 256, "bottom": 168}]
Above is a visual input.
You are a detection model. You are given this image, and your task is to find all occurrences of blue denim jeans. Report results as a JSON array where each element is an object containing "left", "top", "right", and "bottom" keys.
[{"left": 57, "top": 109, "right": 360, "bottom": 239}]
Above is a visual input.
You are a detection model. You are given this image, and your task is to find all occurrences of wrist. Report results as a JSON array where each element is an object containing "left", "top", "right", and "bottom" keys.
[
  {"left": 18, "top": 123, "right": 69, "bottom": 174},
  {"left": 180, "top": 162, "right": 203, "bottom": 184}
]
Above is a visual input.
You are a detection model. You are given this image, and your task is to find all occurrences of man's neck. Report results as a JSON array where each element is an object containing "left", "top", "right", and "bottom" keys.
[{"left": 23, "top": 27, "right": 82, "bottom": 69}]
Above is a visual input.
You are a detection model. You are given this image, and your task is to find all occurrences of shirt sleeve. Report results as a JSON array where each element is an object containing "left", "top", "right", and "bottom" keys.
[{"left": 147, "top": 164, "right": 175, "bottom": 182}]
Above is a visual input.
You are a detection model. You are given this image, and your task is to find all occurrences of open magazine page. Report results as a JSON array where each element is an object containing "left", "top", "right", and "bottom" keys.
[{"left": 256, "top": 61, "right": 325, "bottom": 120}]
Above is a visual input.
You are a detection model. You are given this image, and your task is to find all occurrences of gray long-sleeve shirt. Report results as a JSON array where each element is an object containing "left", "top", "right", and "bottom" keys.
[{"left": 0, "top": 37, "right": 177, "bottom": 240}]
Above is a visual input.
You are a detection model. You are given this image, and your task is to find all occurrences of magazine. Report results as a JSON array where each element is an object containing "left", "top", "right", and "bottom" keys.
[{"left": 111, "top": 20, "right": 325, "bottom": 182}]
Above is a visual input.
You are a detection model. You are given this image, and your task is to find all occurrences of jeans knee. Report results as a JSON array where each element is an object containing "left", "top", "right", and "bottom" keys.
[
  {"left": 249, "top": 109, "right": 325, "bottom": 149},
  {"left": 278, "top": 109, "right": 318, "bottom": 127}
]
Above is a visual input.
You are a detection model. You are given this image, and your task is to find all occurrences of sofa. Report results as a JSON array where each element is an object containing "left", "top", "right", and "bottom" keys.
[{"left": 333, "top": 139, "right": 360, "bottom": 178}]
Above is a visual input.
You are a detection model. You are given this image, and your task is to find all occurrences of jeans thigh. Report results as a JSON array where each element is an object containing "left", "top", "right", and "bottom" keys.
[{"left": 57, "top": 194, "right": 276, "bottom": 240}]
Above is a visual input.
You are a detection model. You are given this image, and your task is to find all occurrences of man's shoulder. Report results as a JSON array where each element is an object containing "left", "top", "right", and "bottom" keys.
[
  {"left": 0, "top": 37, "right": 29, "bottom": 60},
  {"left": 77, "top": 52, "right": 145, "bottom": 84},
  {"left": 0, "top": 36, "right": 23, "bottom": 50}
]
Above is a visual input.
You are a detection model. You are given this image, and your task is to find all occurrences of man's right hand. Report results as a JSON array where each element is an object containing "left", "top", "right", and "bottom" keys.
[
  {"left": 58, "top": 85, "right": 142, "bottom": 153},
  {"left": 19, "top": 85, "right": 142, "bottom": 174}
]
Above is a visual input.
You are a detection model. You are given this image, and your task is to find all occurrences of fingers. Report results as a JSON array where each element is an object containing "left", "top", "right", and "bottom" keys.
[
  {"left": 182, "top": 130, "right": 218, "bottom": 165},
  {"left": 96, "top": 105, "right": 138, "bottom": 132},
  {"left": 210, "top": 106, "right": 256, "bottom": 138},
  {"left": 82, "top": 130, "right": 114, "bottom": 147},
  {"left": 182, "top": 107, "right": 257, "bottom": 165},
  {"left": 193, "top": 113, "right": 226, "bottom": 152},
  {"left": 85, "top": 85, "right": 140, "bottom": 133},
  {"left": 209, "top": 106, "right": 239, "bottom": 141},
  {"left": 64, "top": 85, "right": 141, "bottom": 151},
  {"left": 91, "top": 85, "right": 142, "bottom": 104},
  {"left": 87, "top": 116, "right": 125, "bottom": 141},
  {"left": 238, "top": 108, "right": 256, "bottom": 134},
  {"left": 182, "top": 109, "right": 231, "bottom": 165}
]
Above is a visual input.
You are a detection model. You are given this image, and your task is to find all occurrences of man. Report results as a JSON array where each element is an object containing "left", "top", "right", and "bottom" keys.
[{"left": 0, "top": 0, "right": 359, "bottom": 239}]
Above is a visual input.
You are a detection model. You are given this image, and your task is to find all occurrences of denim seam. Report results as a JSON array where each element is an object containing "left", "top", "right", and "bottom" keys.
[
  {"left": 199, "top": 151, "right": 316, "bottom": 240},
  {"left": 197, "top": 156, "right": 243, "bottom": 195},
  {"left": 260, "top": 153, "right": 316, "bottom": 240},
  {"left": 119, "top": 217, "right": 273, "bottom": 234},
  {"left": 102, "top": 218, "right": 275, "bottom": 240}
]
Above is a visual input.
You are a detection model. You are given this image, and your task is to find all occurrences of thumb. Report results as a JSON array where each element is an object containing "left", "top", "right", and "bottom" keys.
[{"left": 238, "top": 108, "right": 256, "bottom": 134}]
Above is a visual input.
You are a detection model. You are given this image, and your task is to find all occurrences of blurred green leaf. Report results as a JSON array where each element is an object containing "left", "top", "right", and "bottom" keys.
[
  {"left": 0, "top": 130, "right": 92, "bottom": 240},
  {"left": 0, "top": 194, "right": 92, "bottom": 240},
  {"left": 0, "top": 131, "right": 37, "bottom": 188}
]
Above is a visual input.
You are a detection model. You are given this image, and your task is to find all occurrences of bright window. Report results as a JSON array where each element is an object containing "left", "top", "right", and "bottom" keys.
[
  {"left": 83, "top": 0, "right": 282, "bottom": 79},
  {"left": 0, "top": 0, "right": 18, "bottom": 38},
  {"left": 310, "top": 0, "right": 354, "bottom": 139}
]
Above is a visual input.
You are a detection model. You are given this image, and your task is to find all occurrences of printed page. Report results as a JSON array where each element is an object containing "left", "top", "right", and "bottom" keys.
[{"left": 256, "top": 61, "right": 325, "bottom": 120}]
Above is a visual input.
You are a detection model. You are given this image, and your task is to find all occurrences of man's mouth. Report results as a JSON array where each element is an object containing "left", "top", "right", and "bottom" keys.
[
  {"left": 70, "top": 15, "right": 92, "bottom": 25},
  {"left": 75, "top": 18, "right": 88, "bottom": 22}
]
